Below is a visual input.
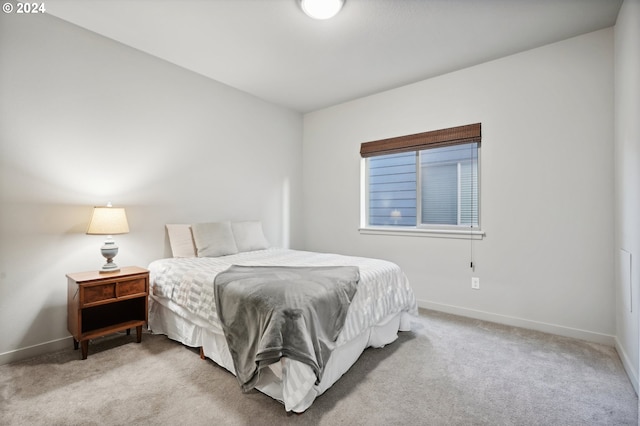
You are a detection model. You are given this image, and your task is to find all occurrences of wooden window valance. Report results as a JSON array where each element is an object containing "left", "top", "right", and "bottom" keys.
[{"left": 360, "top": 123, "right": 481, "bottom": 158}]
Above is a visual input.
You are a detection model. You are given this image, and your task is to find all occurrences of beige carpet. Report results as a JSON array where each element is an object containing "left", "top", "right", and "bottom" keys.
[{"left": 0, "top": 309, "right": 637, "bottom": 425}]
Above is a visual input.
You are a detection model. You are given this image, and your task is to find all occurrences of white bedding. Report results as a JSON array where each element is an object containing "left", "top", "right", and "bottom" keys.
[{"left": 147, "top": 248, "right": 418, "bottom": 412}]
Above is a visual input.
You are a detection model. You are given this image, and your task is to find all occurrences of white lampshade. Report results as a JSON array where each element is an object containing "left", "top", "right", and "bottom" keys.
[
  {"left": 300, "top": 0, "right": 344, "bottom": 20},
  {"left": 86, "top": 206, "right": 129, "bottom": 235}
]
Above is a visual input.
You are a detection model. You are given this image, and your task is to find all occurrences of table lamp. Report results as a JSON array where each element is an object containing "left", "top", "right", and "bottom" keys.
[{"left": 86, "top": 203, "right": 130, "bottom": 273}]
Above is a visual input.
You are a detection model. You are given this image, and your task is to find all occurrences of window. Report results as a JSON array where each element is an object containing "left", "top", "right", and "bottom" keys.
[
  {"left": 361, "top": 123, "right": 481, "bottom": 233},
  {"left": 368, "top": 151, "right": 416, "bottom": 226},
  {"left": 420, "top": 144, "right": 478, "bottom": 227}
]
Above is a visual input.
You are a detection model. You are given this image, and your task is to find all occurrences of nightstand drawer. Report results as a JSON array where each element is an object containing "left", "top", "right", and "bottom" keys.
[
  {"left": 83, "top": 283, "right": 117, "bottom": 304},
  {"left": 118, "top": 278, "right": 146, "bottom": 297}
]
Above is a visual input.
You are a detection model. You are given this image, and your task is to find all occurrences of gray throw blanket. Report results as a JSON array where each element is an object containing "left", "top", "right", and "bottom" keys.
[{"left": 214, "top": 265, "right": 360, "bottom": 392}]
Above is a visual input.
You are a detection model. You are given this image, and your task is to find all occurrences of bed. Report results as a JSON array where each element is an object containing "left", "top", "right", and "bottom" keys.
[{"left": 147, "top": 221, "right": 418, "bottom": 413}]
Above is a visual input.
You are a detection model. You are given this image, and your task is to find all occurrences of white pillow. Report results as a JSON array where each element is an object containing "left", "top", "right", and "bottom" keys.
[
  {"left": 166, "top": 224, "right": 196, "bottom": 258},
  {"left": 231, "top": 221, "right": 269, "bottom": 252},
  {"left": 191, "top": 221, "right": 239, "bottom": 257}
]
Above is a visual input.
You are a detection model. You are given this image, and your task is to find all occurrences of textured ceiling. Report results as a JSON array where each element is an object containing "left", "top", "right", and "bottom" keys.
[{"left": 46, "top": 0, "right": 622, "bottom": 113}]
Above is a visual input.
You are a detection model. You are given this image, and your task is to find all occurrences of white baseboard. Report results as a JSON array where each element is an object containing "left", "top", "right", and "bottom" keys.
[
  {"left": 419, "top": 299, "right": 616, "bottom": 346},
  {"left": 0, "top": 336, "right": 72, "bottom": 366},
  {"left": 615, "top": 336, "right": 639, "bottom": 395}
]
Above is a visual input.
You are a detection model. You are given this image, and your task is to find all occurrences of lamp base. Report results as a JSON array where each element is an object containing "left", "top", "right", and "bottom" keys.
[
  {"left": 99, "top": 264, "right": 121, "bottom": 274},
  {"left": 99, "top": 239, "right": 120, "bottom": 274}
]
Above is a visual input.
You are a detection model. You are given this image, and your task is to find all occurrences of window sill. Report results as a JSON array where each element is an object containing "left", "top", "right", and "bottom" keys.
[{"left": 358, "top": 227, "right": 485, "bottom": 240}]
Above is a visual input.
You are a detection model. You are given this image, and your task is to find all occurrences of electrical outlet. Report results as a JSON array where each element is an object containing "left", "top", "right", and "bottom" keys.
[{"left": 471, "top": 277, "right": 480, "bottom": 290}]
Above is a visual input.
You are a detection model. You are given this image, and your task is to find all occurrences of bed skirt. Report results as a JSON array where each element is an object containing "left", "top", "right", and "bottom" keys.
[{"left": 148, "top": 295, "right": 412, "bottom": 412}]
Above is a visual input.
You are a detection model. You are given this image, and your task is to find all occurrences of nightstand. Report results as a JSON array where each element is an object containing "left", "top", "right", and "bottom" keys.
[{"left": 67, "top": 266, "right": 149, "bottom": 359}]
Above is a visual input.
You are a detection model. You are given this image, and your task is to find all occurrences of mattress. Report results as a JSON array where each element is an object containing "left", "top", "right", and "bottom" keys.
[{"left": 147, "top": 248, "right": 418, "bottom": 412}]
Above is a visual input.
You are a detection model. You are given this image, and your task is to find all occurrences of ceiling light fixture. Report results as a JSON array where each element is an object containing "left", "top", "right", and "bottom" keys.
[{"left": 300, "top": 0, "right": 344, "bottom": 20}]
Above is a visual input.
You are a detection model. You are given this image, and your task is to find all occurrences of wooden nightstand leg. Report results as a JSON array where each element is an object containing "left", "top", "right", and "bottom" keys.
[
  {"left": 81, "top": 341, "right": 89, "bottom": 360},
  {"left": 126, "top": 328, "right": 131, "bottom": 336},
  {"left": 200, "top": 347, "right": 205, "bottom": 360},
  {"left": 136, "top": 325, "right": 142, "bottom": 343}
]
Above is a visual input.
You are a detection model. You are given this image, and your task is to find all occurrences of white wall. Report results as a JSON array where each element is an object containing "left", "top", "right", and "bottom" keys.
[
  {"left": 614, "top": 0, "right": 640, "bottom": 392},
  {"left": 0, "top": 13, "right": 303, "bottom": 362},
  {"left": 303, "top": 29, "right": 615, "bottom": 344}
]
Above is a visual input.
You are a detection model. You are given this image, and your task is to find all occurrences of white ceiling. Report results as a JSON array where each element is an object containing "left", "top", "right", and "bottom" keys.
[{"left": 45, "top": 0, "right": 622, "bottom": 113}]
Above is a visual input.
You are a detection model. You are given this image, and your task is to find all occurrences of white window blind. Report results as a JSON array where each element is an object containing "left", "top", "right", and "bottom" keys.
[{"left": 420, "top": 144, "right": 478, "bottom": 227}]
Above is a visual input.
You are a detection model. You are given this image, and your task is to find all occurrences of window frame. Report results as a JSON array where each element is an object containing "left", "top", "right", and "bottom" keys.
[{"left": 359, "top": 123, "right": 484, "bottom": 239}]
